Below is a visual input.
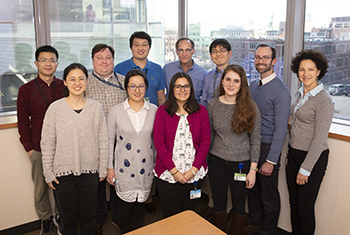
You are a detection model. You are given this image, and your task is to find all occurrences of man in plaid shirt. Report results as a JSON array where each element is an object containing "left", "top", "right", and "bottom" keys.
[{"left": 85, "top": 44, "right": 127, "bottom": 235}]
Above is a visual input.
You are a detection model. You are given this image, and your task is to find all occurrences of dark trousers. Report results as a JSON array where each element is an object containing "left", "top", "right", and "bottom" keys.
[
  {"left": 286, "top": 146, "right": 329, "bottom": 235},
  {"left": 115, "top": 194, "right": 145, "bottom": 234},
  {"left": 208, "top": 155, "right": 249, "bottom": 214},
  {"left": 53, "top": 173, "right": 99, "bottom": 235},
  {"left": 109, "top": 184, "right": 119, "bottom": 221},
  {"left": 96, "top": 179, "right": 107, "bottom": 225},
  {"left": 155, "top": 177, "right": 203, "bottom": 218},
  {"left": 247, "top": 143, "right": 281, "bottom": 235}
]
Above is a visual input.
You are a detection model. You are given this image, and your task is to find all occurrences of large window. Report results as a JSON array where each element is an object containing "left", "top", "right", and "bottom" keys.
[
  {"left": 0, "top": 0, "right": 36, "bottom": 113},
  {"left": 188, "top": 0, "right": 287, "bottom": 84}
]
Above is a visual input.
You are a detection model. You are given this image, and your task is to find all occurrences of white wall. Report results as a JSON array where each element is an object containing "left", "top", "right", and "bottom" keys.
[{"left": 1, "top": 126, "right": 350, "bottom": 233}]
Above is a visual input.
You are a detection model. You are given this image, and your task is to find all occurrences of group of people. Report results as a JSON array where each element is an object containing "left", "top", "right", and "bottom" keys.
[{"left": 16, "top": 31, "right": 334, "bottom": 235}]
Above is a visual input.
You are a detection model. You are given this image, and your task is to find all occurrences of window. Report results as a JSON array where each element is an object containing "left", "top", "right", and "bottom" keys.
[{"left": 305, "top": 0, "right": 350, "bottom": 120}]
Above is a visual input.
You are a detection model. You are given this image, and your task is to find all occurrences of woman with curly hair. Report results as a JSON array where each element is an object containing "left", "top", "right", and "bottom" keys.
[
  {"left": 287, "top": 50, "right": 334, "bottom": 235},
  {"left": 207, "top": 64, "right": 261, "bottom": 234}
]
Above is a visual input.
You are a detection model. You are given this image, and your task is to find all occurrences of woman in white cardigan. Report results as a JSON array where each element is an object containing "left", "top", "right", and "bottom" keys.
[
  {"left": 41, "top": 63, "right": 108, "bottom": 235},
  {"left": 106, "top": 69, "right": 157, "bottom": 233}
]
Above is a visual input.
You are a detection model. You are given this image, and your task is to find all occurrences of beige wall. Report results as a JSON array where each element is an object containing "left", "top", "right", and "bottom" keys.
[{"left": 1, "top": 127, "right": 350, "bottom": 233}]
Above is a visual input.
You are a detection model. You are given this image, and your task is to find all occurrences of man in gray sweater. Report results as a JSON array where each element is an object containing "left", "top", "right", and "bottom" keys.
[
  {"left": 85, "top": 44, "right": 127, "bottom": 235},
  {"left": 245, "top": 44, "right": 291, "bottom": 235}
]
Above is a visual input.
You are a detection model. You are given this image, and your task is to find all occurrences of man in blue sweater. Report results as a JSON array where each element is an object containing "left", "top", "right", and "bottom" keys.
[{"left": 245, "top": 44, "right": 291, "bottom": 235}]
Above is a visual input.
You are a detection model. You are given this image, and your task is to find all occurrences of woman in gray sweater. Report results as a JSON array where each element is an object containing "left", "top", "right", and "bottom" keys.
[
  {"left": 106, "top": 70, "right": 157, "bottom": 233},
  {"left": 287, "top": 50, "right": 334, "bottom": 235},
  {"left": 207, "top": 64, "right": 261, "bottom": 234},
  {"left": 41, "top": 63, "right": 108, "bottom": 235}
]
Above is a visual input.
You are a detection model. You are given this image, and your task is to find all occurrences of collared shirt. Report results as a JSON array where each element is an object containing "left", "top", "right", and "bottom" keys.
[
  {"left": 85, "top": 71, "right": 127, "bottom": 116},
  {"left": 17, "top": 76, "right": 65, "bottom": 152},
  {"left": 292, "top": 83, "right": 324, "bottom": 176},
  {"left": 123, "top": 98, "right": 150, "bottom": 134},
  {"left": 114, "top": 58, "right": 166, "bottom": 106},
  {"left": 259, "top": 72, "right": 277, "bottom": 86},
  {"left": 163, "top": 60, "right": 207, "bottom": 102},
  {"left": 200, "top": 67, "right": 224, "bottom": 107}
]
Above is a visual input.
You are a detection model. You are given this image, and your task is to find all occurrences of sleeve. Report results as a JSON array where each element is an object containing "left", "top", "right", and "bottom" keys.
[
  {"left": 153, "top": 106, "right": 176, "bottom": 171},
  {"left": 192, "top": 106, "right": 211, "bottom": 169},
  {"left": 107, "top": 106, "right": 117, "bottom": 170},
  {"left": 17, "top": 85, "right": 34, "bottom": 152},
  {"left": 266, "top": 89, "right": 291, "bottom": 164},
  {"left": 98, "top": 104, "right": 109, "bottom": 178},
  {"left": 206, "top": 100, "right": 215, "bottom": 147},
  {"left": 157, "top": 66, "right": 166, "bottom": 91},
  {"left": 300, "top": 95, "right": 334, "bottom": 173},
  {"left": 41, "top": 105, "right": 57, "bottom": 183},
  {"left": 250, "top": 103, "right": 262, "bottom": 163},
  {"left": 200, "top": 73, "right": 211, "bottom": 107}
]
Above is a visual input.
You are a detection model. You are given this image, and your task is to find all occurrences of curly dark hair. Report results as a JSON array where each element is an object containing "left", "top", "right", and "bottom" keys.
[{"left": 290, "top": 49, "right": 328, "bottom": 80}]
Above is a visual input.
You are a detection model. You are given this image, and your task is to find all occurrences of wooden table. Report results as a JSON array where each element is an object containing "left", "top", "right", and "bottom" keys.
[{"left": 125, "top": 210, "right": 226, "bottom": 235}]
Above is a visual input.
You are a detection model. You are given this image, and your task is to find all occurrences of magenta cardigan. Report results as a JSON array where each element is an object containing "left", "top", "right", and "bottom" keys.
[{"left": 153, "top": 104, "right": 211, "bottom": 177}]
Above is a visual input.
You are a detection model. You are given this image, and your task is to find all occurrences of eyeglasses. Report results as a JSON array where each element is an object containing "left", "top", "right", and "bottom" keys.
[
  {"left": 177, "top": 49, "right": 193, "bottom": 54},
  {"left": 211, "top": 49, "right": 227, "bottom": 55},
  {"left": 37, "top": 59, "right": 57, "bottom": 64},
  {"left": 174, "top": 84, "right": 191, "bottom": 92},
  {"left": 133, "top": 43, "right": 149, "bottom": 48},
  {"left": 67, "top": 77, "right": 87, "bottom": 86},
  {"left": 128, "top": 84, "right": 146, "bottom": 91},
  {"left": 254, "top": 55, "right": 272, "bottom": 62}
]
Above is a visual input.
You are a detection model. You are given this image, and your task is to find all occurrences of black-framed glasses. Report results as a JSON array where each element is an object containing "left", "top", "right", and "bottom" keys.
[
  {"left": 128, "top": 84, "right": 146, "bottom": 91},
  {"left": 177, "top": 49, "right": 193, "bottom": 54},
  {"left": 174, "top": 84, "right": 191, "bottom": 92},
  {"left": 211, "top": 49, "right": 227, "bottom": 55},
  {"left": 37, "top": 59, "right": 58, "bottom": 64},
  {"left": 254, "top": 55, "right": 272, "bottom": 62}
]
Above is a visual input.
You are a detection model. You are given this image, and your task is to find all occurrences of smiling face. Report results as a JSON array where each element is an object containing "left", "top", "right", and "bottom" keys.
[
  {"left": 176, "top": 40, "right": 195, "bottom": 66},
  {"left": 92, "top": 48, "right": 114, "bottom": 78},
  {"left": 64, "top": 68, "right": 87, "bottom": 97},
  {"left": 35, "top": 52, "right": 59, "bottom": 80},
  {"left": 127, "top": 75, "right": 146, "bottom": 103},
  {"left": 131, "top": 38, "right": 150, "bottom": 62},
  {"left": 222, "top": 70, "right": 241, "bottom": 99},
  {"left": 254, "top": 46, "right": 276, "bottom": 78},
  {"left": 298, "top": 59, "right": 320, "bottom": 92},
  {"left": 210, "top": 45, "right": 231, "bottom": 70},
  {"left": 173, "top": 77, "right": 191, "bottom": 105}
]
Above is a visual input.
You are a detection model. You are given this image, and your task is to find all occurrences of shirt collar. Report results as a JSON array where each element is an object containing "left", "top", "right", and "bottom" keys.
[
  {"left": 93, "top": 71, "right": 114, "bottom": 81},
  {"left": 129, "top": 58, "right": 150, "bottom": 70},
  {"left": 177, "top": 59, "right": 195, "bottom": 71},
  {"left": 123, "top": 98, "right": 150, "bottom": 111},
  {"left": 260, "top": 72, "right": 276, "bottom": 85},
  {"left": 36, "top": 75, "right": 56, "bottom": 86},
  {"left": 298, "top": 83, "right": 324, "bottom": 97}
]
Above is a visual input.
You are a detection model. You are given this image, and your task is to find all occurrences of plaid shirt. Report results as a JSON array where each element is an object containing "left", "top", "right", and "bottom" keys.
[
  {"left": 17, "top": 76, "right": 65, "bottom": 152},
  {"left": 85, "top": 71, "right": 127, "bottom": 116}
]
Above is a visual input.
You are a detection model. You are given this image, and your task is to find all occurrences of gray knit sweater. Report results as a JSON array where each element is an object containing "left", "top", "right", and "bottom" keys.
[
  {"left": 41, "top": 98, "right": 108, "bottom": 183},
  {"left": 289, "top": 89, "right": 334, "bottom": 173},
  {"left": 107, "top": 102, "right": 157, "bottom": 203},
  {"left": 207, "top": 97, "right": 261, "bottom": 163}
]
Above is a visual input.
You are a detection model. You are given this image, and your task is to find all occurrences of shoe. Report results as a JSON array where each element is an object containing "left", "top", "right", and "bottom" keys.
[
  {"left": 229, "top": 213, "right": 247, "bottom": 235},
  {"left": 52, "top": 215, "right": 62, "bottom": 235},
  {"left": 94, "top": 225, "right": 104, "bottom": 235},
  {"left": 40, "top": 219, "right": 52, "bottom": 235},
  {"left": 243, "top": 224, "right": 260, "bottom": 235},
  {"left": 144, "top": 202, "right": 157, "bottom": 214},
  {"left": 199, "top": 206, "right": 213, "bottom": 220},
  {"left": 212, "top": 210, "right": 227, "bottom": 233}
]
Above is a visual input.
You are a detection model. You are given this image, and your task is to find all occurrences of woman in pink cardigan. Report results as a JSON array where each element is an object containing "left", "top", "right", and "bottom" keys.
[{"left": 153, "top": 72, "right": 210, "bottom": 218}]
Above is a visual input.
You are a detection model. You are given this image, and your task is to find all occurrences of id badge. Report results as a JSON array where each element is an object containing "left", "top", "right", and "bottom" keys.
[
  {"left": 190, "top": 189, "right": 201, "bottom": 199},
  {"left": 234, "top": 173, "right": 246, "bottom": 181}
]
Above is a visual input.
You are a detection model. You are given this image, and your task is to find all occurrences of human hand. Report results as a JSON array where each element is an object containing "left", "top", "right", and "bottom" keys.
[
  {"left": 106, "top": 169, "right": 116, "bottom": 185},
  {"left": 48, "top": 179, "right": 59, "bottom": 190},
  {"left": 296, "top": 172, "right": 308, "bottom": 185},
  {"left": 246, "top": 170, "right": 256, "bottom": 189},
  {"left": 173, "top": 171, "right": 188, "bottom": 184},
  {"left": 27, "top": 150, "right": 34, "bottom": 157},
  {"left": 258, "top": 162, "right": 274, "bottom": 176}
]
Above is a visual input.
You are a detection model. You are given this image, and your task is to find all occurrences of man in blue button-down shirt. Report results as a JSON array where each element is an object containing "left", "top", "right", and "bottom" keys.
[{"left": 163, "top": 37, "right": 207, "bottom": 102}]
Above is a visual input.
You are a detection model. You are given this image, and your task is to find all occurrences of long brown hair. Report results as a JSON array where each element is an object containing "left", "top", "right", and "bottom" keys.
[{"left": 219, "top": 64, "right": 256, "bottom": 134}]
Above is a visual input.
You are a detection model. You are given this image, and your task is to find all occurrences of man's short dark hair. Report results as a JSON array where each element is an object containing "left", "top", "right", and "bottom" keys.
[
  {"left": 129, "top": 31, "right": 152, "bottom": 48},
  {"left": 35, "top": 45, "right": 59, "bottom": 61},
  {"left": 91, "top": 44, "right": 115, "bottom": 59},
  {"left": 209, "top": 39, "right": 231, "bottom": 53},
  {"left": 255, "top": 44, "right": 276, "bottom": 60},
  {"left": 175, "top": 37, "right": 195, "bottom": 50}
]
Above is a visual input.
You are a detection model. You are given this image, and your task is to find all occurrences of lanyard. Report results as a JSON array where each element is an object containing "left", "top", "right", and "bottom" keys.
[
  {"left": 212, "top": 72, "right": 218, "bottom": 99},
  {"left": 35, "top": 79, "right": 56, "bottom": 107},
  {"left": 92, "top": 72, "right": 124, "bottom": 90}
]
